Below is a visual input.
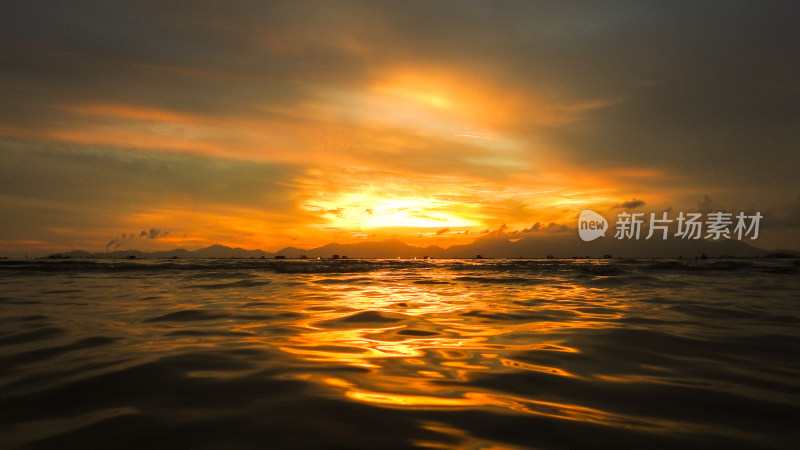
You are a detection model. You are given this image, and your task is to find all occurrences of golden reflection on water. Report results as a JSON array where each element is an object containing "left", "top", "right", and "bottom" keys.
[
  {"left": 416, "top": 421, "right": 524, "bottom": 449},
  {"left": 247, "top": 268, "right": 753, "bottom": 441},
  {"left": 314, "top": 374, "right": 714, "bottom": 436},
  {"left": 280, "top": 275, "right": 593, "bottom": 375},
  {"left": 267, "top": 272, "right": 665, "bottom": 433}
]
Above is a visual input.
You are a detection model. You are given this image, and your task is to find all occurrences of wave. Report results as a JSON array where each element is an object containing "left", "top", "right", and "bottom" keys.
[
  {"left": 142, "top": 309, "right": 230, "bottom": 323},
  {"left": 453, "top": 276, "right": 545, "bottom": 284},
  {"left": 1, "top": 257, "right": 797, "bottom": 277},
  {"left": 191, "top": 279, "right": 271, "bottom": 290}
]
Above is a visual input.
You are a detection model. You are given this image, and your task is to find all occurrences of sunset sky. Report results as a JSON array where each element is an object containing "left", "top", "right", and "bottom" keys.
[{"left": 1, "top": 1, "right": 798, "bottom": 256}]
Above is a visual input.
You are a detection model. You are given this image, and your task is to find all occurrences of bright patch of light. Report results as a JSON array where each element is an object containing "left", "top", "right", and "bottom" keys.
[{"left": 304, "top": 195, "right": 477, "bottom": 229}]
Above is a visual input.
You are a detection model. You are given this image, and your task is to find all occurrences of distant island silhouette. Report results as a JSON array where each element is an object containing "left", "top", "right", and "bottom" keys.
[{"left": 43, "top": 233, "right": 795, "bottom": 260}]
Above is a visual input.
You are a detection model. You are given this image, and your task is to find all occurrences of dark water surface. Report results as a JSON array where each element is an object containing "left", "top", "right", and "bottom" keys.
[{"left": 1, "top": 258, "right": 798, "bottom": 449}]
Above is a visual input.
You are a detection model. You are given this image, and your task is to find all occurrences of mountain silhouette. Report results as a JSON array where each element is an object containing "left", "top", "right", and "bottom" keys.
[
  {"left": 44, "top": 232, "right": 788, "bottom": 260},
  {"left": 276, "top": 239, "right": 441, "bottom": 259}
]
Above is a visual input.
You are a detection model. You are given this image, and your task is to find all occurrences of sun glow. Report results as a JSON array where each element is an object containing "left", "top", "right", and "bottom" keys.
[
  {"left": 305, "top": 196, "right": 477, "bottom": 229},
  {"left": 373, "top": 83, "right": 453, "bottom": 110}
]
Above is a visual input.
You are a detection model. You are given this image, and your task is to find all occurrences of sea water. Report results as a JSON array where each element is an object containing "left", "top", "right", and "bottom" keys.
[{"left": 0, "top": 258, "right": 798, "bottom": 449}]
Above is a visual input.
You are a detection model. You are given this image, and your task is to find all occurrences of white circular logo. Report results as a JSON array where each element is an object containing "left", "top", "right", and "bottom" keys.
[{"left": 578, "top": 210, "right": 608, "bottom": 241}]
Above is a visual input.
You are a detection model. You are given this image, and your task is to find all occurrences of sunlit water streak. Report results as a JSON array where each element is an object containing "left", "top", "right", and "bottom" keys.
[{"left": 0, "top": 258, "right": 798, "bottom": 449}]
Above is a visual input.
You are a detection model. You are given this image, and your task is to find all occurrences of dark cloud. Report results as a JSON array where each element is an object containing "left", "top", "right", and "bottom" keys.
[
  {"left": 105, "top": 237, "right": 120, "bottom": 252},
  {"left": 483, "top": 224, "right": 509, "bottom": 236},
  {"left": 436, "top": 228, "right": 450, "bottom": 235},
  {"left": 522, "top": 222, "right": 571, "bottom": 233},
  {"left": 696, "top": 195, "right": 727, "bottom": 214},
  {"left": 615, "top": 198, "right": 646, "bottom": 209},
  {"left": 140, "top": 229, "right": 169, "bottom": 240},
  {"left": 106, "top": 229, "right": 169, "bottom": 252}
]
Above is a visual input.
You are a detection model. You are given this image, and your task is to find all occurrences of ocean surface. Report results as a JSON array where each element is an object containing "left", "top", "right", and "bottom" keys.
[{"left": 0, "top": 257, "right": 798, "bottom": 449}]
